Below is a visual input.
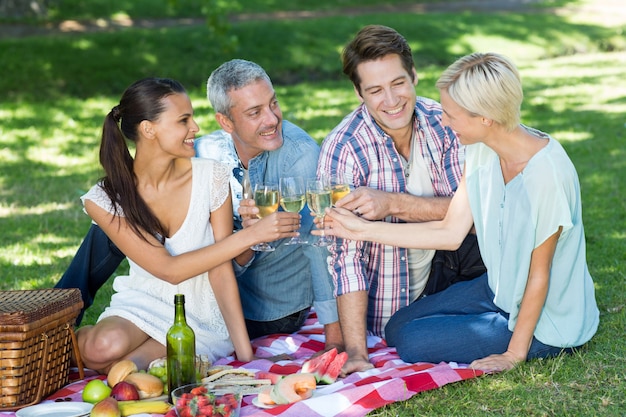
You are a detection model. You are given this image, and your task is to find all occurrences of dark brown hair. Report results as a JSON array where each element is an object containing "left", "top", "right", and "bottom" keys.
[
  {"left": 341, "top": 25, "right": 415, "bottom": 95},
  {"left": 100, "top": 77, "right": 186, "bottom": 244}
]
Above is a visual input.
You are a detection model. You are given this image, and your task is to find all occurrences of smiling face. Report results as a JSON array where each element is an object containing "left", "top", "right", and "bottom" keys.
[
  {"left": 149, "top": 92, "right": 199, "bottom": 157},
  {"left": 355, "top": 54, "right": 417, "bottom": 140},
  {"left": 215, "top": 78, "right": 283, "bottom": 165},
  {"left": 439, "top": 89, "right": 486, "bottom": 145}
]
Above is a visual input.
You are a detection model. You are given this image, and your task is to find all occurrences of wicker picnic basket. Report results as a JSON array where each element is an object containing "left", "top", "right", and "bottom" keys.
[{"left": 0, "top": 288, "right": 84, "bottom": 411}]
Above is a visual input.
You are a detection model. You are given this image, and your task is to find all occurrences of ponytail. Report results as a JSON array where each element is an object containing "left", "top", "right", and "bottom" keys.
[{"left": 98, "top": 78, "right": 186, "bottom": 244}]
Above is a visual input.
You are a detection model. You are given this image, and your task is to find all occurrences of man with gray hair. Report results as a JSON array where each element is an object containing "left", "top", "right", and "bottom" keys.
[{"left": 196, "top": 59, "right": 340, "bottom": 343}]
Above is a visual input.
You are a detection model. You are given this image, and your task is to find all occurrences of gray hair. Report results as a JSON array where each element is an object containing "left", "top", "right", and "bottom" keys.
[
  {"left": 436, "top": 52, "right": 523, "bottom": 132},
  {"left": 207, "top": 59, "right": 273, "bottom": 118}
]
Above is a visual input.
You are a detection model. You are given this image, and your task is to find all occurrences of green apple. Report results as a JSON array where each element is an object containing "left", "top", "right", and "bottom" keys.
[{"left": 82, "top": 378, "right": 112, "bottom": 404}]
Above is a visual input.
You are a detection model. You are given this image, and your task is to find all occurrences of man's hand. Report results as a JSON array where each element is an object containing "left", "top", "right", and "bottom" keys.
[{"left": 335, "top": 187, "right": 392, "bottom": 220}]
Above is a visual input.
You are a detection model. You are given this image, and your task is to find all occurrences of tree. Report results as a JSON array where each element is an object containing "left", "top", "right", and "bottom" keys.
[{"left": 0, "top": 0, "right": 50, "bottom": 18}]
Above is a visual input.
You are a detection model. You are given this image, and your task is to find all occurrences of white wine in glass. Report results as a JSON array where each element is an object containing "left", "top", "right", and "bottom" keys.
[
  {"left": 306, "top": 177, "right": 333, "bottom": 247},
  {"left": 280, "top": 177, "right": 307, "bottom": 245},
  {"left": 251, "top": 182, "right": 279, "bottom": 252}
]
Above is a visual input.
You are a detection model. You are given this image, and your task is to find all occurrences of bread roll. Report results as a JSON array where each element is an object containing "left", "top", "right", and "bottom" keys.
[
  {"left": 124, "top": 372, "right": 164, "bottom": 399},
  {"left": 107, "top": 360, "right": 138, "bottom": 387}
]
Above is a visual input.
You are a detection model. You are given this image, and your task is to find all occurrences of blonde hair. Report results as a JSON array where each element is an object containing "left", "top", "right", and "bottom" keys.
[{"left": 436, "top": 52, "right": 523, "bottom": 131}]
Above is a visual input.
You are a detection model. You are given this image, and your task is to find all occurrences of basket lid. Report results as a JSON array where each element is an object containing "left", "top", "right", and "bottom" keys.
[{"left": 0, "top": 288, "right": 82, "bottom": 325}]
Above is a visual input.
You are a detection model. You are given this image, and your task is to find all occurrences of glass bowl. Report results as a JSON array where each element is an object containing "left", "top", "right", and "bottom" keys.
[{"left": 171, "top": 383, "right": 242, "bottom": 417}]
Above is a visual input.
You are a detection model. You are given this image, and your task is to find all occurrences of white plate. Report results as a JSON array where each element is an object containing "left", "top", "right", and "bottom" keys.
[
  {"left": 16, "top": 402, "right": 93, "bottom": 417},
  {"left": 252, "top": 396, "right": 277, "bottom": 409}
]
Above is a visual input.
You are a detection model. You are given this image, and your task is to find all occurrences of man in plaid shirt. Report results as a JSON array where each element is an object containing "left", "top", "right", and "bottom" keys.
[{"left": 317, "top": 25, "right": 484, "bottom": 374}]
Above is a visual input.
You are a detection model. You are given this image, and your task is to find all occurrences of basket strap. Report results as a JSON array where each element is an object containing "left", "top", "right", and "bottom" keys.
[
  {"left": 67, "top": 323, "right": 85, "bottom": 381},
  {"left": 33, "top": 333, "right": 51, "bottom": 406}
]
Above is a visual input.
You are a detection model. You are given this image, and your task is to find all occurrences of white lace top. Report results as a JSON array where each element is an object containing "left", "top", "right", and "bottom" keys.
[{"left": 81, "top": 158, "right": 234, "bottom": 362}]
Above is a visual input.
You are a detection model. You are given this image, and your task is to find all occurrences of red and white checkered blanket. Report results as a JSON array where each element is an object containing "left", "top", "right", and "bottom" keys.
[{"left": 1, "top": 311, "right": 482, "bottom": 417}]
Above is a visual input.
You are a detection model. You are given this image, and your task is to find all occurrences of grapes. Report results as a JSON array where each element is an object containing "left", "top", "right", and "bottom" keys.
[{"left": 148, "top": 363, "right": 169, "bottom": 393}]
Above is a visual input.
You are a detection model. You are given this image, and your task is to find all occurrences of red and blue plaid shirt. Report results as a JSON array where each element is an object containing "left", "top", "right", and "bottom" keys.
[{"left": 318, "top": 96, "right": 464, "bottom": 337}]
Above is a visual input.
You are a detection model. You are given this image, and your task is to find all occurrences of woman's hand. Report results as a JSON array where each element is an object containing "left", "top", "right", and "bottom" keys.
[
  {"left": 469, "top": 350, "right": 524, "bottom": 373},
  {"left": 238, "top": 198, "right": 259, "bottom": 225},
  {"left": 249, "top": 211, "right": 300, "bottom": 243},
  {"left": 312, "top": 207, "right": 370, "bottom": 241}
]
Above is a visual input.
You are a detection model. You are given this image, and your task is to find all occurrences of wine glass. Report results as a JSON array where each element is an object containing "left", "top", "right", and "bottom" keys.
[
  {"left": 330, "top": 172, "right": 351, "bottom": 206},
  {"left": 251, "top": 182, "right": 279, "bottom": 252},
  {"left": 306, "top": 177, "right": 333, "bottom": 247},
  {"left": 279, "top": 176, "right": 307, "bottom": 245},
  {"left": 241, "top": 172, "right": 252, "bottom": 200}
]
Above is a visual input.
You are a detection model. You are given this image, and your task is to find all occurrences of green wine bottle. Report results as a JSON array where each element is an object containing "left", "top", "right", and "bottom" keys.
[{"left": 166, "top": 294, "right": 196, "bottom": 399}]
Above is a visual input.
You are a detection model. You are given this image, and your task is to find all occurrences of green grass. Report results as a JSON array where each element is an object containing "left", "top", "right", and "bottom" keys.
[
  {"left": 1, "top": 1, "right": 624, "bottom": 415},
  {"left": 42, "top": 0, "right": 441, "bottom": 21}
]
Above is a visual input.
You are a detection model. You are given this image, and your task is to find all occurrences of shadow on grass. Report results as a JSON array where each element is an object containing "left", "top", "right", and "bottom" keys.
[
  {"left": 1, "top": 8, "right": 624, "bottom": 296},
  {"left": 1, "top": 11, "right": 623, "bottom": 100}
]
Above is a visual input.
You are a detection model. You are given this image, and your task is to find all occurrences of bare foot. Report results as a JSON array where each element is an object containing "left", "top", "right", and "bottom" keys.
[{"left": 340, "top": 357, "right": 374, "bottom": 377}]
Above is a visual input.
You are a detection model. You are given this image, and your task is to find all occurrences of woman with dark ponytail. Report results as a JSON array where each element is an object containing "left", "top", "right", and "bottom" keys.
[{"left": 76, "top": 78, "right": 300, "bottom": 374}]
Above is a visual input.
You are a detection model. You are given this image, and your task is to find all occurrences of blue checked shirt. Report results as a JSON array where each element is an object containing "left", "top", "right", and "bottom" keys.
[
  {"left": 318, "top": 97, "right": 464, "bottom": 337},
  {"left": 195, "top": 121, "right": 337, "bottom": 325}
]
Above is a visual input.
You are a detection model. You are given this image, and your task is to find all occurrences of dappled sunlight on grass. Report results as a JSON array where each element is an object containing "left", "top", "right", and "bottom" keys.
[
  {"left": 0, "top": 201, "right": 75, "bottom": 218},
  {"left": 2, "top": 3, "right": 625, "bottom": 414}
]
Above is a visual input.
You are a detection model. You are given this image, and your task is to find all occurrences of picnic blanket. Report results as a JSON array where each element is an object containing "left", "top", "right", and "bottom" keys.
[{"left": 1, "top": 311, "right": 483, "bottom": 417}]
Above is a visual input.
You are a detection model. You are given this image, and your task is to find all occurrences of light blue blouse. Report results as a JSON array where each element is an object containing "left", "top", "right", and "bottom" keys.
[{"left": 465, "top": 126, "right": 599, "bottom": 348}]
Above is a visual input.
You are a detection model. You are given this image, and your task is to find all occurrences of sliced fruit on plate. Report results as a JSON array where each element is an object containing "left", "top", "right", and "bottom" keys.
[{"left": 269, "top": 373, "right": 316, "bottom": 405}]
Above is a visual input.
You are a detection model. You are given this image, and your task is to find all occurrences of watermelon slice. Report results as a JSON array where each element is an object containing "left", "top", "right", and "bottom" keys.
[
  {"left": 301, "top": 348, "right": 338, "bottom": 382},
  {"left": 319, "top": 351, "right": 348, "bottom": 384}
]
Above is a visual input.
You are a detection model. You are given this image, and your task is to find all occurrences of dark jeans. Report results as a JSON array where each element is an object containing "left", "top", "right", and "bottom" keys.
[
  {"left": 385, "top": 274, "right": 577, "bottom": 364},
  {"left": 55, "top": 224, "right": 125, "bottom": 324},
  {"left": 245, "top": 307, "right": 310, "bottom": 340}
]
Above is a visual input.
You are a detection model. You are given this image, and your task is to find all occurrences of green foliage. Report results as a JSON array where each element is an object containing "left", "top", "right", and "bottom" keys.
[{"left": 1, "top": 1, "right": 624, "bottom": 415}]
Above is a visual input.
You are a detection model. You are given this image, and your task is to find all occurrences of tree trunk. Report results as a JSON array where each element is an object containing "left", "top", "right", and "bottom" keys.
[{"left": 0, "top": 0, "right": 49, "bottom": 18}]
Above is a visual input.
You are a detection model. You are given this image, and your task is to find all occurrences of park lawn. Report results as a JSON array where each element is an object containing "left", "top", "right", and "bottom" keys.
[{"left": 0, "top": 1, "right": 624, "bottom": 415}]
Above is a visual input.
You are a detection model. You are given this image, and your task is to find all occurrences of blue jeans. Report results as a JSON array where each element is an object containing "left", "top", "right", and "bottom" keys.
[
  {"left": 55, "top": 224, "right": 125, "bottom": 324},
  {"left": 384, "top": 274, "right": 574, "bottom": 364},
  {"left": 245, "top": 307, "right": 310, "bottom": 339}
]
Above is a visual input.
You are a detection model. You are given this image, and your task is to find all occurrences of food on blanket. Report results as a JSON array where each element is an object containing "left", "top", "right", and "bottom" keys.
[
  {"left": 255, "top": 370, "right": 283, "bottom": 384},
  {"left": 123, "top": 372, "right": 164, "bottom": 399},
  {"left": 83, "top": 378, "right": 113, "bottom": 404},
  {"left": 203, "top": 368, "right": 255, "bottom": 382},
  {"left": 110, "top": 381, "right": 140, "bottom": 401},
  {"left": 205, "top": 364, "right": 233, "bottom": 376},
  {"left": 319, "top": 351, "right": 348, "bottom": 384},
  {"left": 200, "top": 367, "right": 271, "bottom": 395},
  {"left": 147, "top": 355, "right": 213, "bottom": 394},
  {"left": 107, "top": 359, "right": 139, "bottom": 387},
  {"left": 172, "top": 383, "right": 242, "bottom": 417},
  {"left": 90, "top": 396, "right": 120, "bottom": 417},
  {"left": 301, "top": 347, "right": 348, "bottom": 384},
  {"left": 117, "top": 399, "right": 172, "bottom": 416},
  {"left": 267, "top": 373, "right": 316, "bottom": 405},
  {"left": 256, "top": 386, "right": 275, "bottom": 406}
]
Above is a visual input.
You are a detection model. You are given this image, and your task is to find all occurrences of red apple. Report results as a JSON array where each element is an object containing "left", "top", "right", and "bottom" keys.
[{"left": 110, "top": 380, "right": 140, "bottom": 401}]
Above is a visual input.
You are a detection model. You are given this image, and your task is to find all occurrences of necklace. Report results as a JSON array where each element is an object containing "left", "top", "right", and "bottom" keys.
[{"left": 402, "top": 132, "right": 416, "bottom": 178}]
